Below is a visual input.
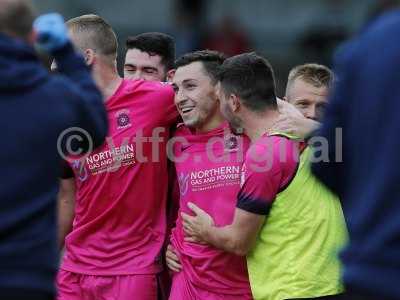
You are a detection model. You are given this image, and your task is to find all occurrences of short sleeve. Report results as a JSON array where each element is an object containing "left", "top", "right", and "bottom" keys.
[{"left": 236, "top": 137, "right": 298, "bottom": 215}]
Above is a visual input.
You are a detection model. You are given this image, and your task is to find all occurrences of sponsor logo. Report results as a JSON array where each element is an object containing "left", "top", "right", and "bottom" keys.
[
  {"left": 72, "top": 159, "right": 88, "bottom": 182},
  {"left": 85, "top": 143, "right": 136, "bottom": 175},
  {"left": 186, "top": 166, "right": 241, "bottom": 193},
  {"left": 240, "top": 164, "right": 246, "bottom": 187},
  {"left": 178, "top": 172, "right": 190, "bottom": 196}
]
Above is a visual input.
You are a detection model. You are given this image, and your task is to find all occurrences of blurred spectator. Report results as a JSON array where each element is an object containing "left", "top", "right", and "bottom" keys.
[
  {"left": 299, "top": 0, "right": 349, "bottom": 66},
  {"left": 312, "top": 8, "right": 400, "bottom": 300},
  {"left": 0, "top": 5, "right": 107, "bottom": 300},
  {"left": 172, "top": 0, "right": 206, "bottom": 56},
  {"left": 203, "top": 15, "right": 251, "bottom": 56},
  {"left": 366, "top": 0, "right": 400, "bottom": 24}
]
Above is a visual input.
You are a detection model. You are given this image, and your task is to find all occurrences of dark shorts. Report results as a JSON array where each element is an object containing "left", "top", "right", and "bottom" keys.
[
  {"left": 0, "top": 288, "right": 53, "bottom": 300},
  {"left": 288, "top": 294, "right": 345, "bottom": 300},
  {"left": 289, "top": 291, "right": 397, "bottom": 300}
]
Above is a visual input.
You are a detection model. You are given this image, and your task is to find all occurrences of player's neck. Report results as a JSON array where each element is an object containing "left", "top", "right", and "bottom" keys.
[
  {"left": 243, "top": 109, "right": 280, "bottom": 142},
  {"left": 195, "top": 111, "right": 226, "bottom": 134},
  {"left": 93, "top": 63, "right": 122, "bottom": 101}
]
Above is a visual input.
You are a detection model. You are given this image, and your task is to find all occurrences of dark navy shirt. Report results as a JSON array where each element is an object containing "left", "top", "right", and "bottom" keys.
[
  {"left": 312, "top": 10, "right": 400, "bottom": 299},
  {"left": 0, "top": 34, "right": 107, "bottom": 294}
]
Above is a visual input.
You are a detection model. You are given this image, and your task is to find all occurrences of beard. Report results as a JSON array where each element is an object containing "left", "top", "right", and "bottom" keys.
[
  {"left": 228, "top": 116, "right": 244, "bottom": 135},
  {"left": 222, "top": 104, "right": 244, "bottom": 135}
]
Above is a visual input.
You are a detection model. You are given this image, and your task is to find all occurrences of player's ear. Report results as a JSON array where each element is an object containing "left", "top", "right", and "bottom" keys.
[
  {"left": 229, "top": 93, "right": 240, "bottom": 112},
  {"left": 215, "top": 82, "right": 226, "bottom": 103},
  {"left": 84, "top": 49, "right": 95, "bottom": 66},
  {"left": 212, "top": 82, "right": 220, "bottom": 101},
  {"left": 166, "top": 69, "right": 175, "bottom": 82}
]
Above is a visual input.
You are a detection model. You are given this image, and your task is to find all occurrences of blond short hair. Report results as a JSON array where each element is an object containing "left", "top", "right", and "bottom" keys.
[
  {"left": 67, "top": 14, "right": 117, "bottom": 60},
  {"left": 286, "top": 63, "right": 333, "bottom": 96}
]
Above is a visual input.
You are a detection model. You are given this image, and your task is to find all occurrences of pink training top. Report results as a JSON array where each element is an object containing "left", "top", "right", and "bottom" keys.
[
  {"left": 170, "top": 122, "right": 252, "bottom": 295},
  {"left": 236, "top": 134, "right": 300, "bottom": 215},
  {"left": 61, "top": 79, "right": 178, "bottom": 275}
]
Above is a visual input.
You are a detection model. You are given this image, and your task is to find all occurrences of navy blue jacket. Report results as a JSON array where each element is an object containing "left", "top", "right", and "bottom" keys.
[
  {"left": 312, "top": 10, "right": 400, "bottom": 299},
  {"left": 0, "top": 34, "right": 107, "bottom": 293}
]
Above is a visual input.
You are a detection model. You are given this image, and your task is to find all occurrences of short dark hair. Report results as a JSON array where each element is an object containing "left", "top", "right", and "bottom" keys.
[
  {"left": 0, "top": 0, "right": 36, "bottom": 39},
  {"left": 126, "top": 32, "right": 175, "bottom": 70},
  {"left": 218, "top": 52, "right": 277, "bottom": 112},
  {"left": 67, "top": 14, "right": 118, "bottom": 59},
  {"left": 175, "top": 50, "right": 226, "bottom": 84}
]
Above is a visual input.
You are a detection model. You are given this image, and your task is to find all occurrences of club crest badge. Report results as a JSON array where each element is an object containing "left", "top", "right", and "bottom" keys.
[
  {"left": 224, "top": 134, "right": 239, "bottom": 151},
  {"left": 116, "top": 109, "right": 131, "bottom": 129}
]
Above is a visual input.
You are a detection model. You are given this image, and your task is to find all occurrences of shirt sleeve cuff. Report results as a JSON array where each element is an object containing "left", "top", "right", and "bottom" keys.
[{"left": 236, "top": 193, "right": 271, "bottom": 215}]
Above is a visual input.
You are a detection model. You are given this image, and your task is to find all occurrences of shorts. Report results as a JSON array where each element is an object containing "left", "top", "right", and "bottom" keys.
[
  {"left": 168, "top": 271, "right": 253, "bottom": 300},
  {"left": 57, "top": 269, "right": 158, "bottom": 300}
]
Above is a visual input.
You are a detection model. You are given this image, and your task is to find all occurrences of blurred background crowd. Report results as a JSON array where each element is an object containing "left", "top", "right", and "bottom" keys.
[{"left": 32, "top": 0, "right": 399, "bottom": 94}]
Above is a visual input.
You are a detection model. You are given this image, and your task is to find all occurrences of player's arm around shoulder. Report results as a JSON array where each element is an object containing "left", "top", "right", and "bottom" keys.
[
  {"left": 147, "top": 82, "right": 179, "bottom": 126},
  {"left": 274, "top": 98, "right": 320, "bottom": 139}
]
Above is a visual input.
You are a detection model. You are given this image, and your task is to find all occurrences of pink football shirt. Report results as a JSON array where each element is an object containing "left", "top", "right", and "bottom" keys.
[
  {"left": 61, "top": 79, "right": 178, "bottom": 275},
  {"left": 237, "top": 134, "right": 300, "bottom": 215},
  {"left": 170, "top": 122, "right": 252, "bottom": 295}
]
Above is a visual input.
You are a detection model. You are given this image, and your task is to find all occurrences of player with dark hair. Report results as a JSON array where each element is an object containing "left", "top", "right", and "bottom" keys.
[
  {"left": 124, "top": 32, "right": 175, "bottom": 81},
  {"left": 182, "top": 52, "right": 347, "bottom": 300},
  {"left": 166, "top": 50, "right": 253, "bottom": 299}
]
